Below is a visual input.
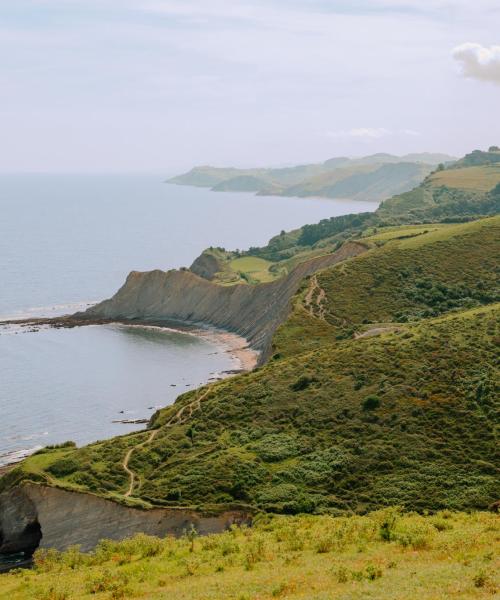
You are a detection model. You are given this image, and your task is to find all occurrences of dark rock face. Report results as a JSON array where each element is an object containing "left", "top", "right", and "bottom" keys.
[
  {"left": 0, "top": 484, "right": 251, "bottom": 554},
  {"left": 189, "top": 252, "right": 222, "bottom": 280},
  {"left": 83, "top": 242, "right": 368, "bottom": 360},
  {"left": 0, "top": 486, "right": 41, "bottom": 554}
]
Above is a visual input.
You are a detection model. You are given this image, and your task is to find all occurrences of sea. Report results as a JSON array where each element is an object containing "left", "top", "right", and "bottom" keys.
[{"left": 0, "top": 173, "right": 379, "bottom": 466}]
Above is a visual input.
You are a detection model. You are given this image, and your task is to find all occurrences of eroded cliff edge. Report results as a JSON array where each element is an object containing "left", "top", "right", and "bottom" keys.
[
  {"left": 0, "top": 483, "right": 250, "bottom": 554},
  {"left": 80, "top": 241, "right": 368, "bottom": 361},
  {"left": 1, "top": 242, "right": 368, "bottom": 557}
]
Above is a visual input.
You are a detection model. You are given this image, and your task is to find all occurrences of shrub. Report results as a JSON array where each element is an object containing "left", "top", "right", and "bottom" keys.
[
  {"left": 362, "top": 395, "right": 381, "bottom": 411},
  {"left": 472, "top": 569, "right": 492, "bottom": 588},
  {"left": 290, "top": 375, "right": 315, "bottom": 391},
  {"left": 86, "top": 568, "right": 129, "bottom": 596},
  {"left": 375, "top": 507, "right": 400, "bottom": 541},
  {"left": 250, "top": 434, "right": 299, "bottom": 462},
  {"left": 47, "top": 457, "right": 80, "bottom": 477},
  {"left": 365, "top": 564, "right": 383, "bottom": 580}
]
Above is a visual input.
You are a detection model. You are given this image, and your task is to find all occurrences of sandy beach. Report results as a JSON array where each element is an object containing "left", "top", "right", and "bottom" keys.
[{"left": 107, "top": 321, "right": 260, "bottom": 374}]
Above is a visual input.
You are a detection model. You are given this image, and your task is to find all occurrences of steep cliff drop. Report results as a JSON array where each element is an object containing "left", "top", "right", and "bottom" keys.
[
  {"left": 0, "top": 241, "right": 368, "bottom": 559},
  {"left": 0, "top": 483, "right": 250, "bottom": 556},
  {"left": 80, "top": 241, "right": 368, "bottom": 361}
]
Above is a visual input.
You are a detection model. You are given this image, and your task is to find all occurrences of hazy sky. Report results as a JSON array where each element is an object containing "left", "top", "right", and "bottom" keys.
[{"left": 1, "top": 0, "right": 499, "bottom": 172}]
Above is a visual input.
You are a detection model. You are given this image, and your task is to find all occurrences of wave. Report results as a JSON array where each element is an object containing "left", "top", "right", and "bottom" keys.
[
  {"left": 0, "top": 446, "right": 43, "bottom": 467},
  {"left": 0, "top": 300, "right": 97, "bottom": 321}
]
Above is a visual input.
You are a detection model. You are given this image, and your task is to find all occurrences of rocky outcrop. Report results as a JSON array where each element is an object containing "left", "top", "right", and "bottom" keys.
[
  {"left": 189, "top": 252, "right": 222, "bottom": 280},
  {"left": 81, "top": 242, "right": 368, "bottom": 360},
  {"left": 0, "top": 486, "right": 40, "bottom": 554},
  {"left": 0, "top": 483, "right": 251, "bottom": 554}
]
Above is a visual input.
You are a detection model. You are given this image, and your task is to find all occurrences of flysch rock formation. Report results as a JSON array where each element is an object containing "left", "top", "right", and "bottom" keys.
[
  {"left": 0, "top": 483, "right": 251, "bottom": 554},
  {"left": 81, "top": 241, "right": 368, "bottom": 361},
  {"left": 0, "top": 241, "right": 367, "bottom": 558}
]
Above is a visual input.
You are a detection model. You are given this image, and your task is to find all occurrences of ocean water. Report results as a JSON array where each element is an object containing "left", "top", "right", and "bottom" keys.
[{"left": 0, "top": 174, "right": 379, "bottom": 463}]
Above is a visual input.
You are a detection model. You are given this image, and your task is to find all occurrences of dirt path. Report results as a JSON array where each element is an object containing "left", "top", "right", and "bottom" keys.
[
  {"left": 123, "top": 429, "right": 158, "bottom": 497},
  {"left": 122, "top": 389, "right": 210, "bottom": 498},
  {"left": 354, "top": 326, "right": 400, "bottom": 340},
  {"left": 304, "top": 275, "right": 327, "bottom": 319}
]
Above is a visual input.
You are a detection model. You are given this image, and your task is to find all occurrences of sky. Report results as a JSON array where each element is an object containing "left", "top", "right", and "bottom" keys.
[{"left": 1, "top": 0, "right": 499, "bottom": 173}]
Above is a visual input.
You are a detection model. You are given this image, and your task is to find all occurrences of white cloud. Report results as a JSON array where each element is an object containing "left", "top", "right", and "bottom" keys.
[
  {"left": 453, "top": 43, "right": 500, "bottom": 84},
  {"left": 326, "top": 128, "right": 420, "bottom": 140}
]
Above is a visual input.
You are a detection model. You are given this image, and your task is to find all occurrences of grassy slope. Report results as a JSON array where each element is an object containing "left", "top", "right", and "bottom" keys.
[
  {"left": 1, "top": 511, "right": 498, "bottom": 599},
  {"left": 376, "top": 167, "right": 500, "bottom": 225},
  {"left": 272, "top": 217, "right": 499, "bottom": 356},
  {"left": 289, "top": 162, "right": 433, "bottom": 202},
  {"left": 189, "top": 156, "right": 500, "bottom": 284},
  {"left": 428, "top": 165, "right": 500, "bottom": 192},
  {"left": 228, "top": 256, "right": 276, "bottom": 283},
  {"left": 5, "top": 218, "right": 499, "bottom": 516}
]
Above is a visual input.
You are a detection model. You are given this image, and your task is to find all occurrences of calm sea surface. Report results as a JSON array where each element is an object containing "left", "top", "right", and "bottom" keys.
[{"left": 0, "top": 174, "right": 378, "bottom": 464}]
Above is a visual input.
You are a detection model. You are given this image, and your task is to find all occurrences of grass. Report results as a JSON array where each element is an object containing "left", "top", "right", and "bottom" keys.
[
  {"left": 9, "top": 301, "right": 499, "bottom": 514},
  {"left": 1, "top": 152, "right": 499, "bottom": 597},
  {"left": 1, "top": 511, "right": 498, "bottom": 599},
  {"left": 428, "top": 165, "right": 500, "bottom": 192},
  {"left": 314, "top": 217, "right": 499, "bottom": 327},
  {"left": 3, "top": 217, "right": 499, "bottom": 514},
  {"left": 361, "top": 223, "right": 450, "bottom": 243},
  {"left": 229, "top": 257, "right": 276, "bottom": 283}
]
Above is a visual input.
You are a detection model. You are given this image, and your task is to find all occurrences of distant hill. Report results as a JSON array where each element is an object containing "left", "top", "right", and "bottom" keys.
[
  {"left": 168, "top": 152, "right": 457, "bottom": 202},
  {"left": 212, "top": 175, "right": 269, "bottom": 192},
  {"left": 238, "top": 147, "right": 500, "bottom": 264},
  {"left": 452, "top": 147, "right": 500, "bottom": 168},
  {"left": 276, "top": 162, "right": 432, "bottom": 202}
]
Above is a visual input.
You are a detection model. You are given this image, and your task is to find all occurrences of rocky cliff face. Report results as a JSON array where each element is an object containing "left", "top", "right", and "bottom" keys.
[
  {"left": 1, "top": 242, "right": 368, "bottom": 557},
  {"left": 189, "top": 252, "right": 223, "bottom": 280},
  {"left": 0, "top": 483, "right": 251, "bottom": 554},
  {"left": 82, "top": 242, "right": 368, "bottom": 359}
]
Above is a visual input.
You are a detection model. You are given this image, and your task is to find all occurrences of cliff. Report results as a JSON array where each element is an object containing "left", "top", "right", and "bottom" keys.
[
  {"left": 81, "top": 241, "right": 368, "bottom": 359},
  {"left": 0, "top": 483, "right": 250, "bottom": 554}
]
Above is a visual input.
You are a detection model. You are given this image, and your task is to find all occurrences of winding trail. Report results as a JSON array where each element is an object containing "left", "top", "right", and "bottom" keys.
[
  {"left": 304, "top": 275, "right": 327, "bottom": 319},
  {"left": 122, "top": 389, "right": 210, "bottom": 498},
  {"left": 123, "top": 430, "right": 158, "bottom": 497}
]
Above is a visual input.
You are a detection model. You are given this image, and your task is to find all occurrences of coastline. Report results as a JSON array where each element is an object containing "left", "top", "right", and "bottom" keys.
[
  {"left": 114, "top": 321, "right": 260, "bottom": 374},
  {"left": 0, "top": 315, "right": 259, "bottom": 372},
  {"left": 0, "top": 315, "right": 259, "bottom": 475}
]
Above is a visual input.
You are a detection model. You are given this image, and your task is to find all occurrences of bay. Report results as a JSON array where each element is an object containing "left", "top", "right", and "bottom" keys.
[{"left": 0, "top": 174, "right": 378, "bottom": 463}]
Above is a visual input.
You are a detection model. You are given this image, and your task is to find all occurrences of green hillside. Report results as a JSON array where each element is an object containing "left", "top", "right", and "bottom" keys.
[
  {"left": 276, "top": 162, "right": 433, "bottom": 202},
  {"left": 4, "top": 218, "right": 498, "bottom": 516},
  {"left": 168, "top": 153, "right": 454, "bottom": 201},
  {"left": 427, "top": 164, "right": 500, "bottom": 192},
  {"left": 453, "top": 147, "right": 500, "bottom": 168},
  {"left": 1, "top": 150, "right": 499, "bottom": 599}
]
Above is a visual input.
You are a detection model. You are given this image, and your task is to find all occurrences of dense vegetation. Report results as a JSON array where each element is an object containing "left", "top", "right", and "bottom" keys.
[
  {"left": 1, "top": 150, "right": 499, "bottom": 598},
  {"left": 240, "top": 149, "right": 500, "bottom": 267},
  {"left": 5, "top": 218, "right": 498, "bottom": 515},
  {"left": 1, "top": 511, "right": 498, "bottom": 599}
]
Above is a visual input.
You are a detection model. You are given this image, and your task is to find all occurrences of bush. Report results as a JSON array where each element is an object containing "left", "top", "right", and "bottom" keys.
[
  {"left": 250, "top": 434, "right": 299, "bottom": 462},
  {"left": 86, "top": 568, "right": 129, "bottom": 596},
  {"left": 47, "top": 457, "right": 80, "bottom": 477},
  {"left": 362, "top": 395, "right": 381, "bottom": 411},
  {"left": 473, "top": 569, "right": 492, "bottom": 588},
  {"left": 290, "top": 375, "right": 315, "bottom": 391}
]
